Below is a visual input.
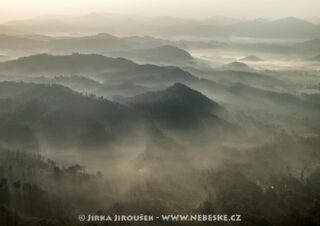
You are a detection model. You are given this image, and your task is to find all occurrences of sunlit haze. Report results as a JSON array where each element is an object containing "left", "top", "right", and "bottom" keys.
[{"left": 1, "top": 0, "right": 319, "bottom": 22}]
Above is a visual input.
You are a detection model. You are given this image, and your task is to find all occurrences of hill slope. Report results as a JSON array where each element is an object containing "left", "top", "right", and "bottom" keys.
[
  {"left": 0, "top": 81, "right": 136, "bottom": 151},
  {"left": 120, "top": 45, "right": 194, "bottom": 64},
  {"left": 0, "top": 53, "right": 197, "bottom": 84},
  {"left": 120, "top": 83, "right": 224, "bottom": 126}
]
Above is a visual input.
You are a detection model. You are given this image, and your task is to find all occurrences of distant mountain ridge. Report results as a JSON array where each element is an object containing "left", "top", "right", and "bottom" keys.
[
  {"left": 48, "top": 33, "right": 130, "bottom": 52},
  {"left": 112, "top": 45, "right": 194, "bottom": 65},
  {"left": 1, "top": 15, "right": 319, "bottom": 38},
  {"left": 162, "top": 17, "right": 320, "bottom": 38},
  {"left": 0, "top": 34, "right": 45, "bottom": 50},
  {"left": 0, "top": 53, "right": 197, "bottom": 85}
]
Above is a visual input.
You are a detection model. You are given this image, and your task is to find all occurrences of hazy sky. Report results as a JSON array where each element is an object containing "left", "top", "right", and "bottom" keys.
[{"left": 0, "top": 0, "right": 319, "bottom": 22}]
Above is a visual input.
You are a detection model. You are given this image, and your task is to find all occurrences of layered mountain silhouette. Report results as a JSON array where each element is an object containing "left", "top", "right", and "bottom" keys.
[
  {"left": 99, "top": 82, "right": 151, "bottom": 97},
  {"left": 227, "top": 83, "right": 317, "bottom": 110},
  {"left": 118, "top": 83, "right": 224, "bottom": 126},
  {"left": 48, "top": 33, "right": 130, "bottom": 52},
  {"left": 1, "top": 16, "right": 319, "bottom": 38},
  {"left": 0, "top": 53, "right": 197, "bottom": 84},
  {"left": 0, "top": 35, "right": 45, "bottom": 51},
  {"left": 0, "top": 81, "right": 136, "bottom": 151},
  {"left": 0, "top": 32, "right": 319, "bottom": 61},
  {"left": 210, "top": 70, "right": 282, "bottom": 87},
  {"left": 228, "top": 17, "right": 319, "bottom": 38},
  {"left": 0, "top": 81, "right": 134, "bottom": 121},
  {"left": 1, "top": 11, "right": 320, "bottom": 226},
  {"left": 162, "top": 17, "right": 320, "bottom": 38},
  {"left": 0, "top": 53, "right": 135, "bottom": 75},
  {"left": 0, "top": 81, "right": 230, "bottom": 151},
  {"left": 28, "top": 75, "right": 101, "bottom": 93},
  {"left": 113, "top": 45, "right": 194, "bottom": 65}
]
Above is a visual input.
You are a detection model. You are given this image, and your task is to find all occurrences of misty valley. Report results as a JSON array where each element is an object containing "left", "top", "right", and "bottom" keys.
[{"left": 0, "top": 13, "right": 320, "bottom": 226}]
